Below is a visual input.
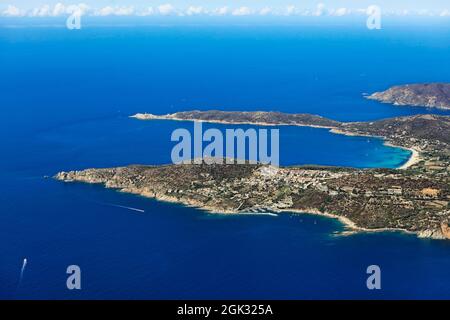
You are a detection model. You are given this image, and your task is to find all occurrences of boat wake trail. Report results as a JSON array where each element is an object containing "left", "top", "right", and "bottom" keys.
[
  {"left": 107, "top": 204, "right": 145, "bottom": 213},
  {"left": 17, "top": 258, "right": 27, "bottom": 290},
  {"left": 77, "top": 196, "right": 146, "bottom": 214}
]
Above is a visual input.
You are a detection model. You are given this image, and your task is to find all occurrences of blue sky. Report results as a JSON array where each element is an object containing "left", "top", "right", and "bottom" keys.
[{"left": 1, "top": 0, "right": 449, "bottom": 17}]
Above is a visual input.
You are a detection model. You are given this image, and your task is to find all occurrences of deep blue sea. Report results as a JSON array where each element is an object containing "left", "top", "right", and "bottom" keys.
[{"left": 1, "top": 21, "right": 450, "bottom": 299}]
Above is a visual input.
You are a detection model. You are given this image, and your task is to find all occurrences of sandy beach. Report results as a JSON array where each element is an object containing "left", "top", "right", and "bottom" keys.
[
  {"left": 328, "top": 128, "right": 421, "bottom": 170},
  {"left": 398, "top": 147, "right": 421, "bottom": 169}
]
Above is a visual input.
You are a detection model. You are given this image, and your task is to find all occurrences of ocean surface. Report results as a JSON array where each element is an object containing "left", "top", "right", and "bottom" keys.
[{"left": 1, "top": 21, "right": 450, "bottom": 299}]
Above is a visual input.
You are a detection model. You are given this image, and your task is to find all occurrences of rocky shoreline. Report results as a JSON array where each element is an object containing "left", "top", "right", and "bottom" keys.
[
  {"left": 131, "top": 111, "right": 340, "bottom": 128},
  {"left": 366, "top": 83, "right": 450, "bottom": 110},
  {"left": 55, "top": 162, "right": 450, "bottom": 240}
]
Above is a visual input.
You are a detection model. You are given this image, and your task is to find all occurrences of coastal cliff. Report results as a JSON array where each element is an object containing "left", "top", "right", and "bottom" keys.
[
  {"left": 367, "top": 83, "right": 450, "bottom": 110},
  {"left": 55, "top": 110, "right": 450, "bottom": 240}
]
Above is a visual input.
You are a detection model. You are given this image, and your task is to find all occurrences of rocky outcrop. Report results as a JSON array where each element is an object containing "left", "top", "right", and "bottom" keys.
[
  {"left": 367, "top": 83, "right": 450, "bottom": 110},
  {"left": 441, "top": 220, "right": 450, "bottom": 239},
  {"left": 131, "top": 110, "right": 341, "bottom": 128}
]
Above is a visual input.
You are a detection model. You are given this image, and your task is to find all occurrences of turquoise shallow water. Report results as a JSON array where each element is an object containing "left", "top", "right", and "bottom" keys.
[{"left": 0, "top": 24, "right": 449, "bottom": 299}]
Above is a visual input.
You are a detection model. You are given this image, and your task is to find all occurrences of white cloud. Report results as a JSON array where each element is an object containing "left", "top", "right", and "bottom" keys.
[
  {"left": 158, "top": 4, "right": 175, "bottom": 16},
  {"left": 259, "top": 7, "right": 272, "bottom": 16},
  {"left": 400, "top": 9, "right": 410, "bottom": 16},
  {"left": 94, "top": 6, "right": 113, "bottom": 16},
  {"left": 186, "top": 6, "right": 206, "bottom": 16},
  {"left": 313, "top": 3, "right": 327, "bottom": 16},
  {"left": 30, "top": 4, "right": 51, "bottom": 17},
  {"left": 52, "top": 3, "right": 66, "bottom": 16},
  {"left": 1, "top": 3, "right": 448, "bottom": 19},
  {"left": 2, "top": 5, "right": 25, "bottom": 17},
  {"left": 69, "top": 3, "right": 89, "bottom": 15},
  {"left": 17, "top": 3, "right": 90, "bottom": 17},
  {"left": 94, "top": 6, "right": 134, "bottom": 16},
  {"left": 284, "top": 5, "right": 299, "bottom": 16},
  {"left": 390, "top": 9, "right": 433, "bottom": 16},
  {"left": 115, "top": 6, "right": 134, "bottom": 16},
  {"left": 332, "top": 8, "right": 349, "bottom": 16},
  {"left": 300, "top": 10, "right": 312, "bottom": 16},
  {"left": 139, "top": 7, "right": 155, "bottom": 16},
  {"left": 232, "top": 6, "right": 253, "bottom": 16},
  {"left": 354, "top": 8, "right": 367, "bottom": 15},
  {"left": 211, "top": 6, "right": 229, "bottom": 16},
  {"left": 417, "top": 9, "right": 433, "bottom": 16}
]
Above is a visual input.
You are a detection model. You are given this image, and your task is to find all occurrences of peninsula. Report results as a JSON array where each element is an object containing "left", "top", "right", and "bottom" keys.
[
  {"left": 366, "top": 83, "right": 450, "bottom": 110},
  {"left": 56, "top": 111, "right": 450, "bottom": 239}
]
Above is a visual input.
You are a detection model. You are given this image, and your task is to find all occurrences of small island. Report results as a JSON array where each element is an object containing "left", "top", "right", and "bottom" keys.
[
  {"left": 366, "top": 83, "right": 450, "bottom": 110},
  {"left": 56, "top": 110, "right": 450, "bottom": 240}
]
